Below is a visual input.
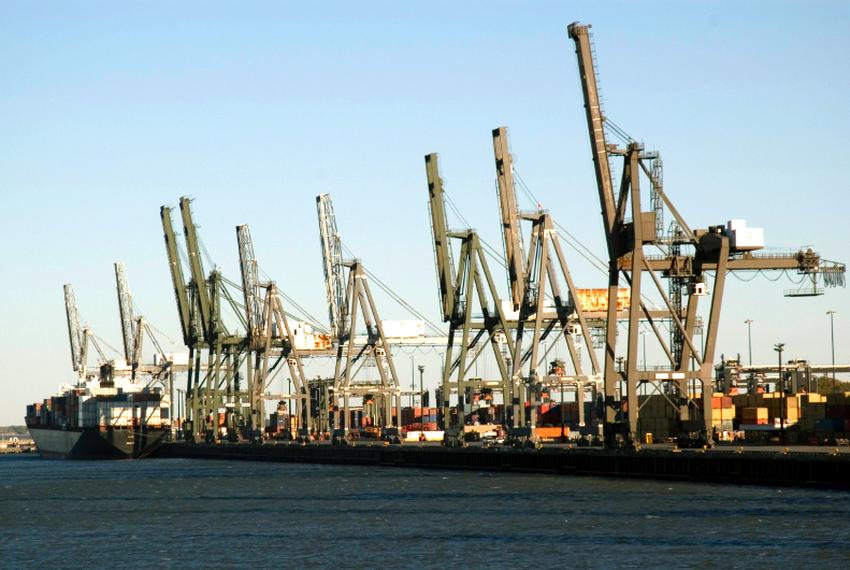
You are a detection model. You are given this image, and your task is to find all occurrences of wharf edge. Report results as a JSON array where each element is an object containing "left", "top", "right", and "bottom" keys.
[{"left": 153, "top": 443, "right": 850, "bottom": 490}]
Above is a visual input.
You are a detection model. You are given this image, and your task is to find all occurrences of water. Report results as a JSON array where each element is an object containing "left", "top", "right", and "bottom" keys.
[{"left": 1, "top": 454, "right": 849, "bottom": 568}]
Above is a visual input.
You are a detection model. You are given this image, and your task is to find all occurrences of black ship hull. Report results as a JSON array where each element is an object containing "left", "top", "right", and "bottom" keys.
[{"left": 27, "top": 426, "right": 167, "bottom": 459}]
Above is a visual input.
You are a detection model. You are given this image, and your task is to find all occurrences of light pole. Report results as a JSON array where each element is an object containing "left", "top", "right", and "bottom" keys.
[
  {"left": 745, "top": 319, "right": 753, "bottom": 365},
  {"left": 615, "top": 356, "right": 624, "bottom": 414},
  {"left": 827, "top": 310, "right": 836, "bottom": 393},
  {"left": 410, "top": 355, "right": 415, "bottom": 408},
  {"left": 176, "top": 388, "right": 184, "bottom": 438},
  {"left": 774, "top": 343, "right": 785, "bottom": 444},
  {"left": 418, "top": 365, "right": 425, "bottom": 429}
]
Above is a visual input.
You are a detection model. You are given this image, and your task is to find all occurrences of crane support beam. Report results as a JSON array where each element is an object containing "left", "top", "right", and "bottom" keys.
[
  {"left": 567, "top": 22, "right": 617, "bottom": 240},
  {"left": 425, "top": 153, "right": 456, "bottom": 322},
  {"left": 492, "top": 126, "right": 525, "bottom": 310},
  {"left": 316, "top": 194, "right": 348, "bottom": 340},
  {"left": 114, "top": 262, "right": 135, "bottom": 366},
  {"left": 179, "top": 196, "right": 213, "bottom": 338},
  {"left": 623, "top": 251, "right": 822, "bottom": 272},
  {"left": 160, "top": 206, "right": 193, "bottom": 344},
  {"left": 63, "top": 284, "right": 85, "bottom": 374},
  {"left": 236, "top": 224, "right": 263, "bottom": 343}
]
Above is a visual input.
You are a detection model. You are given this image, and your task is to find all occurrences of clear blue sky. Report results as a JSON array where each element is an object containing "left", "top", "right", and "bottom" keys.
[{"left": 1, "top": 1, "right": 848, "bottom": 424}]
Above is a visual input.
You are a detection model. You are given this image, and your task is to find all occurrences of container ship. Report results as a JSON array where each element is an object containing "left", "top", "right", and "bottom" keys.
[{"left": 25, "top": 368, "right": 171, "bottom": 459}]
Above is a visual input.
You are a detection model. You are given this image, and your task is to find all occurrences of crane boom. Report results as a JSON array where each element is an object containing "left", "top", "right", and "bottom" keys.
[
  {"left": 567, "top": 22, "right": 617, "bottom": 240},
  {"left": 425, "top": 153, "right": 456, "bottom": 322},
  {"left": 63, "top": 284, "right": 85, "bottom": 373},
  {"left": 492, "top": 126, "right": 525, "bottom": 310},
  {"left": 316, "top": 194, "right": 348, "bottom": 340},
  {"left": 236, "top": 224, "right": 263, "bottom": 340},
  {"left": 160, "top": 206, "right": 192, "bottom": 344},
  {"left": 179, "top": 196, "right": 213, "bottom": 337},
  {"left": 114, "top": 262, "right": 135, "bottom": 365}
]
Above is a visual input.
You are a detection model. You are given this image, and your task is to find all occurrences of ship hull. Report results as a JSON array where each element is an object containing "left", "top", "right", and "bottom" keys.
[{"left": 27, "top": 426, "right": 167, "bottom": 459}]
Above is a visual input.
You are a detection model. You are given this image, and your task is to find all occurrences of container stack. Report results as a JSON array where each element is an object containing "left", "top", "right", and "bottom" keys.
[
  {"left": 636, "top": 395, "right": 678, "bottom": 440},
  {"left": 401, "top": 407, "right": 438, "bottom": 431},
  {"left": 536, "top": 402, "right": 597, "bottom": 427},
  {"left": 741, "top": 406, "right": 769, "bottom": 425},
  {"left": 711, "top": 393, "right": 735, "bottom": 433}
]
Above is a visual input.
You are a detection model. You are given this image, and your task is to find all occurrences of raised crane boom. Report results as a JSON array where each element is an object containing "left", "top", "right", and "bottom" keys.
[
  {"left": 63, "top": 283, "right": 87, "bottom": 375},
  {"left": 425, "top": 153, "right": 456, "bottom": 322},
  {"left": 179, "top": 196, "right": 212, "bottom": 337},
  {"left": 567, "top": 22, "right": 617, "bottom": 241},
  {"left": 316, "top": 194, "right": 348, "bottom": 340},
  {"left": 160, "top": 206, "right": 192, "bottom": 345},
  {"left": 114, "top": 262, "right": 135, "bottom": 365},
  {"left": 492, "top": 126, "right": 526, "bottom": 311},
  {"left": 566, "top": 22, "right": 845, "bottom": 446},
  {"left": 236, "top": 224, "right": 263, "bottom": 341}
]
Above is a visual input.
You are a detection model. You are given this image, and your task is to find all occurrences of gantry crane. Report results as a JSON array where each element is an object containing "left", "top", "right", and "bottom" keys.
[
  {"left": 425, "top": 153, "right": 516, "bottom": 446},
  {"left": 161, "top": 197, "right": 249, "bottom": 442},
  {"left": 568, "top": 22, "right": 845, "bottom": 446},
  {"left": 113, "top": 261, "right": 182, "bottom": 436},
  {"left": 492, "top": 127, "right": 601, "bottom": 436},
  {"left": 114, "top": 261, "right": 173, "bottom": 376},
  {"left": 114, "top": 261, "right": 166, "bottom": 382},
  {"left": 236, "top": 224, "right": 313, "bottom": 441},
  {"left": 63, "top": 284, "right": 105, "bottom": 381},
  {"left": 316, "top": 194, "right": 401, "bottom": 443}
]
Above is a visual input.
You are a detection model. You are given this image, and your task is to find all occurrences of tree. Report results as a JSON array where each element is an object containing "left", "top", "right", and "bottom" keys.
[{"left": 815, "top": 375, "right": 850, "bottom": 394}]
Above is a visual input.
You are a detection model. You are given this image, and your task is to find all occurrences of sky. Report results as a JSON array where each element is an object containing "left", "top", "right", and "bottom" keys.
[{"left": 1, "top": 1, "right": 848, "bottom": 424}]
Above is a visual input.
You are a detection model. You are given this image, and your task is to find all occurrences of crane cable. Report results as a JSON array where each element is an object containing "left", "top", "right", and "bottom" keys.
[
  {"left": 513, "top": 167, "right": 660, "bottom": 311},
  {"left": 340, "top": 242, "right": 444, "bottom": 336}
]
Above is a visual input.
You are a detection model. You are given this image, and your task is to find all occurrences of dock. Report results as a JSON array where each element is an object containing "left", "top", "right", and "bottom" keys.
[{"left": 153, "top": 442, "right": 850, "bottom": 490}]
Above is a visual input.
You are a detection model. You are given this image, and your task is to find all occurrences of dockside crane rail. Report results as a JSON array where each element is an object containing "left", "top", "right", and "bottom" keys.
[{"left": 567, "top": 21, "right": 846, "bottom": 447}]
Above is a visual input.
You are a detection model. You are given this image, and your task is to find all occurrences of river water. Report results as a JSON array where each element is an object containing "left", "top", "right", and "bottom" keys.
[{"left": 1, "top": 454, "right": 849, "bottom": 568}]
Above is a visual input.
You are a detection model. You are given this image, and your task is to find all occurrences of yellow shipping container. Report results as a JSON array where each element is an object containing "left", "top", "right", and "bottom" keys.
[
  {"left": 802, "top": 394, "right": 825, "bottom": 404},
  {"left": 742, "top": 407, "right": 769, "bottom": 421}
]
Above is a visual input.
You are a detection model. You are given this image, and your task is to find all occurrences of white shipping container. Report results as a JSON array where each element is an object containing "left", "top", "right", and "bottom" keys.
[
  {"left": 403, "top": 430, "right": 445, "bottom": 442},
  {"left": 153, "top": 352, "right": 190, "bottom": 366},
  {"left": 726, "top": 219, "right": 764, "bottom": 251},
  {"left": 500, "top": 301, "right": 520, "bottom": 322},
  {"left": 382, "top": 320, "right": 425, "bottom": 338},
  {"left": 291, "top": 322, "right": 332, "bottom": 350}
]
